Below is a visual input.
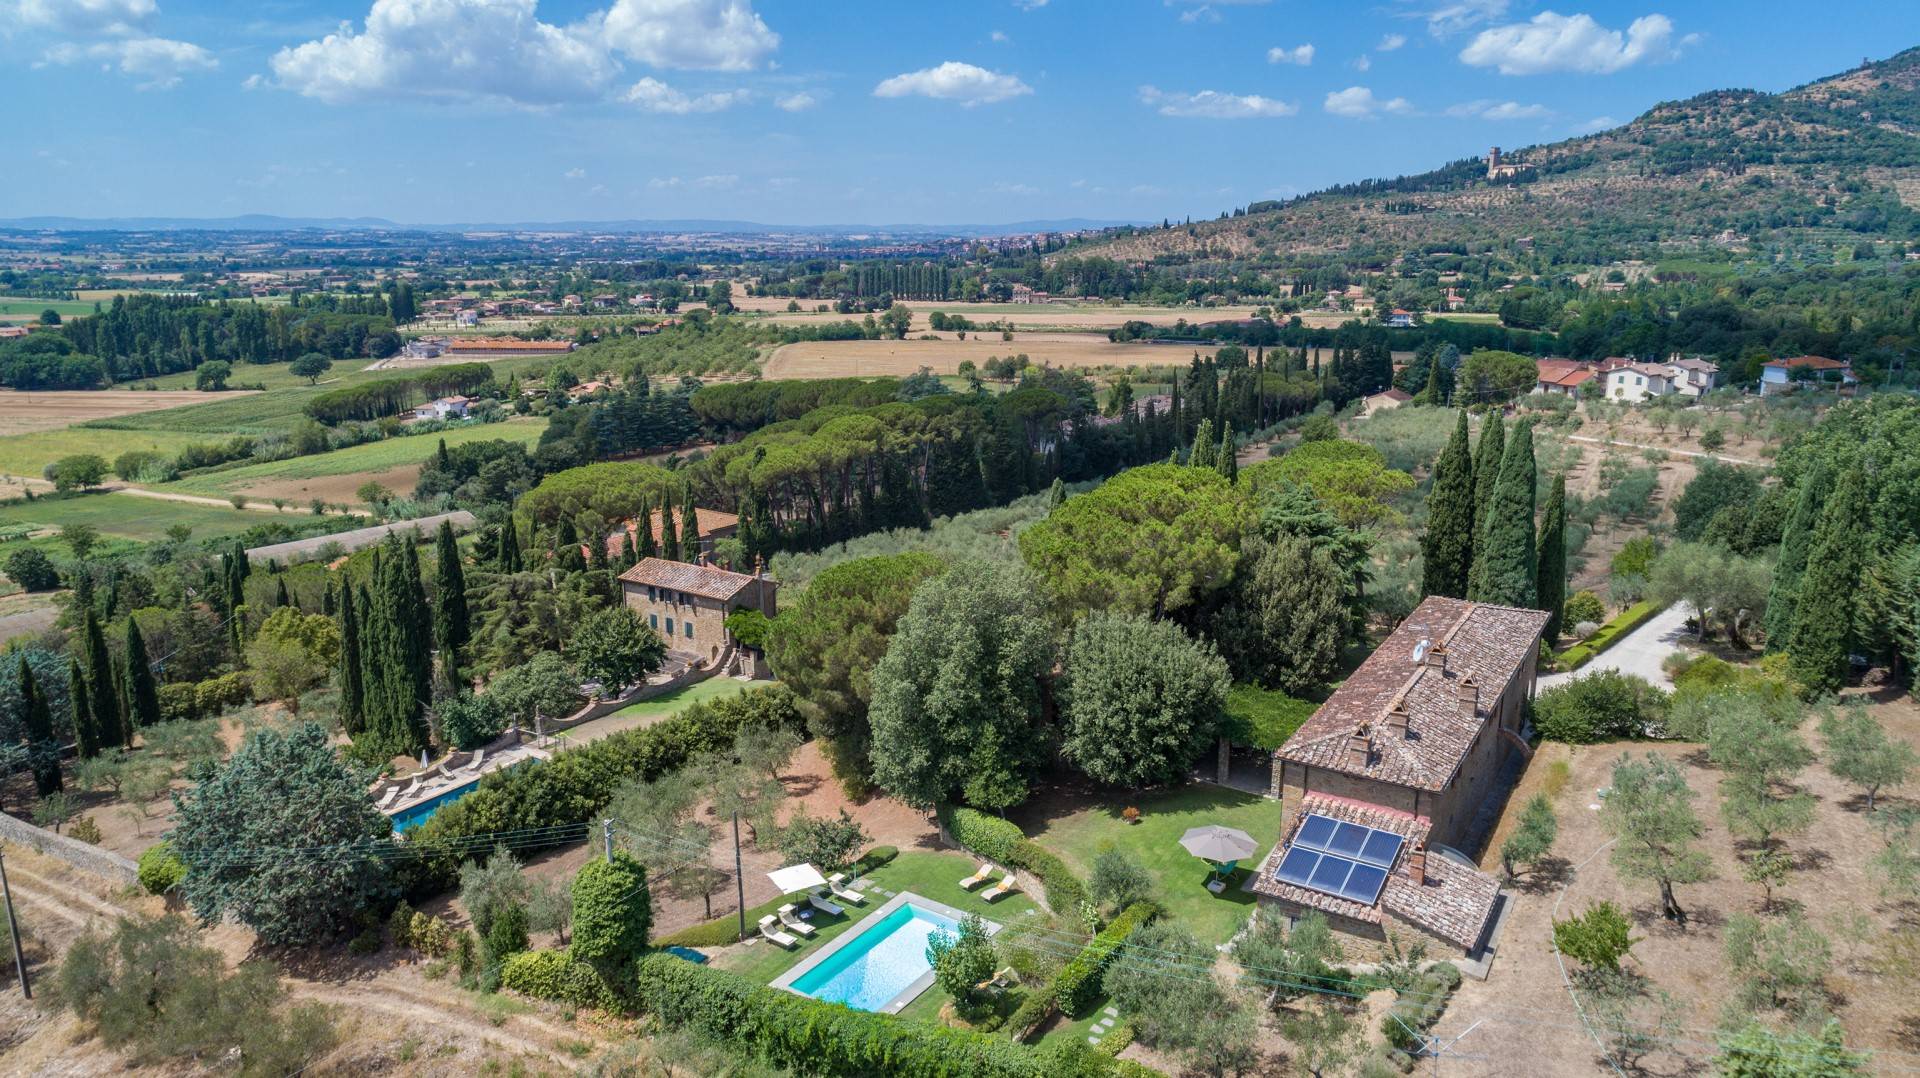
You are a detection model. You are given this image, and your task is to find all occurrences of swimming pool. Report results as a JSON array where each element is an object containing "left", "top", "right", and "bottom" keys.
[
  {"left": 387, "top": 777, "right": 483, "bottom": 832},
  {"left": 774, "top": 893, "right": 998, "bottom": 1013}
]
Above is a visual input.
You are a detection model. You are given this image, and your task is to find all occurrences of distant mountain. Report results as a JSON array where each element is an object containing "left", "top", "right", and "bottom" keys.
[
  {"left": 0, "top": 214, "right": 1139, "bottom": 238},
  {"left": 1070, "top": 46, "right": 1920, "bottom": 264}
]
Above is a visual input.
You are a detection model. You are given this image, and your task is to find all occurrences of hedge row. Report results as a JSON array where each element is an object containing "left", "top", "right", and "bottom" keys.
[
  {"left": 304, "top": 363, "right": 494, "bottom": 424},
  {"left": 938, "top": 806, "right": 1088, "bottom": 914},
  {"left": 631, "top": 952, "right": 1118, "bottom": 1078},
  {"left": 1554, "top": 599, "right": 1663, "bottom": 670},
  {"left": 653, "top": 846, "right": 899, "bottom": 949},
  {"left": 399, "top": 686, "right": 802, "bottom": 895},
  {"left": 157, "top": 671, "right": 252, "bottom": 723},
  {"left": 1054, "top": 902, "right": 1158, "bottom": 1018},
  {"left": 499, "top": 949, "right": 627, "bottom": 1012}
]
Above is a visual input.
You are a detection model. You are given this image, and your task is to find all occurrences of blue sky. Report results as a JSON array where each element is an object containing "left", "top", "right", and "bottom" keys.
[{"left": 6, "top": 0, "right": 1920, "bottom": 226}]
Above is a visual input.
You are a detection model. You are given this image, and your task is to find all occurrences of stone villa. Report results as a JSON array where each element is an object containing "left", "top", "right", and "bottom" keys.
[
  {"left": 1250, "top": 596, "right": 1550, "bottom": 958},
  {"left": 617, "top": 557, "right": 776, "bottom": 675}
]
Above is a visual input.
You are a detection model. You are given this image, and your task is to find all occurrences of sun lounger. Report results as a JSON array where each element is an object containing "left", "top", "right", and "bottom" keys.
[
  {"left": 777, "top": 904, "right": 817, "bottom": 936},
  {"left": 826, "top": 873, "right": 865, "bottom": 904},
  {"left": 982, "top": 874, "right": 1018, "bottom": 902},
  {"left": 959, "top": 862, "right": 996, "bottom": 890},
  {"left": 806, "top": 890, "right": 844, "bottom": 917},
  {"left": 375, "top": 787, "right": 399, "bottom": 809},
  {"left": 757, "top": 916, "right": 799, "bottom": 949},
  {"left": 465, "top": 748, "right": 485, "bottom": 772}
]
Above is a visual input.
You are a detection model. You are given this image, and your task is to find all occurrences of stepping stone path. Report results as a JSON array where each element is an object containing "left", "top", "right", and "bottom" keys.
[{"left": 1087, "top": 1006, "right": 1120, "bottom": 1045}]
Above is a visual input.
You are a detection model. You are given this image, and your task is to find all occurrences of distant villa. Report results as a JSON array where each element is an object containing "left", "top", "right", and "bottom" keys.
[{"left": 1486, "top": 147, "right": 1531, "bottom": 181}]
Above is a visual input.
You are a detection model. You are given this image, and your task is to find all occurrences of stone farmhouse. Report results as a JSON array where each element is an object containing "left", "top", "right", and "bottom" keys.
[
  {"left": 618, "top": 557, "right": 776, "bottom": 675},
  {"left": 1250, "top": 597, "right": 1549, "bottom": 959}
]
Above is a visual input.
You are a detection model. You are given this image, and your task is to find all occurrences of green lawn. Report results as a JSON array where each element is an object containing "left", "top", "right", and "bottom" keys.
[
  {"left": 154, "top": 419, "right": 547, "bottom": 497},
  {"left": 713, "top": 851, "right": 1040, "bottom": 992},
  {"left": 0, "top": 299, "right": 97, "bottom": 321},
  {"left": 1013, "top": 785, "right": 1282, "bottom": 946},
  {"left": 0, "top": 490, "right": 289, "bottom": 544},
  {"left": 608, "top": 676, "right": 756, "bottom": 722}
]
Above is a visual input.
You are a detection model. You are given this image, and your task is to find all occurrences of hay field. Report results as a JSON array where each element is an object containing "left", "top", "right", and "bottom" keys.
[
  {"left": 0, "top": 389, "right": 261, "bottom": 437},
  {"left": 729, "top": 293, "right": 1270, "bottom": 330},
  {"left": 157, "top": 418, "right": 546, "bottom": 503},
  {"left": 762, "top": 333, "right": 1214, "bottom": 380}
]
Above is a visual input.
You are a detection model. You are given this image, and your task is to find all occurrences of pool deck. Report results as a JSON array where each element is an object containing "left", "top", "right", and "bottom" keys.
[{"left": 769, "top": 890, "right": 1001, "bottom": 1015}]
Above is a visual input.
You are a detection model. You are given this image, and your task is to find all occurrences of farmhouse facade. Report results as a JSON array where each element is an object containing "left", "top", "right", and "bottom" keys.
[
  {"left": 617, "top": 557, "right": 775, "bottom": 673},
  {"left": 1251, "top": 596, "right": 1549, "bottom": 958}
]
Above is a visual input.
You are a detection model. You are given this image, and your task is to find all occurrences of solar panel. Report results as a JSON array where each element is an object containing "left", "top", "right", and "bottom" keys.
[{"left": 1271, "top": 813, "right": 1405, "bottom": 905}]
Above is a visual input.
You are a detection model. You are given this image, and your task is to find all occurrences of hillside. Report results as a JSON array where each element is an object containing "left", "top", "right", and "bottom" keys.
[{"left": 1072, "top": 46, "right": 1920, "bottom": 266}]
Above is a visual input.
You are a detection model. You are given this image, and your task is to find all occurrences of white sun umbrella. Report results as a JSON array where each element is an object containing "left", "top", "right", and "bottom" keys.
[
  {"left": 1179, "top": 825, "right": 1258, "bottom": 865},
  {"left": 767, "top": 863, "right": 828, "bottom": 894}
]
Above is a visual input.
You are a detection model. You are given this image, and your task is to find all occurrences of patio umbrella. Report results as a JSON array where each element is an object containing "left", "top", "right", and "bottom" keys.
[
  {"left": 767, "top": 863, "right": 828, "bottom": 894},
  {"left": 1179, "top": 825, "right": 1258, "bottom": 871}
]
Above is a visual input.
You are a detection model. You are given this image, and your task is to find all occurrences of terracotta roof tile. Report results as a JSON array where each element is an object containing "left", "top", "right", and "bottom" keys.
[
  {"left": 617, "top": 557, "right": 758, "bottom": 600},
  {"left": 1381, "top": 852, "right": 1502, "bottom": 949},
  {"left": 1275, "top": 597, "right": 1547, "bottom": 792},
  {"left": 598, "top": 508, "right": 739, "bottom": 557}
]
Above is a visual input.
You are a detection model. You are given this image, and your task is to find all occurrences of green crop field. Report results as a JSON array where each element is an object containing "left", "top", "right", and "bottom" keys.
[
  {"left": 0, "top": 491, "right": 289, "bottom": 544},
  {"left": 155, "top": 419, "right": 547, "bottom": 497},
  {"left": 0, "top": 298, "right": 97, "bottom": 321},
  {"left": 140, "top": 358, "right": 383, "bottom": 392},
  {"left": 0, "top": 428, "right": 207, "bottom": 479}
]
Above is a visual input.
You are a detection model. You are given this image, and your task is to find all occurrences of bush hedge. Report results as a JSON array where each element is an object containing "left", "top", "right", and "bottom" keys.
[
  {"left": 1553, "top": 599, "right": 1662, "bottom": 670},
  {"left": 137, "top": 841, "right": 186, "bottom": 895},
  {"left": 1531, "top": 670, "right": 1669, "bottom": 744},
  {"left": 500, "top": 949, "right": 627, "bottom": 1011},
  {"left": 1382, "top": 962, "right": 1462, "bottom": 1053},
  {"left": 400, "top": 686, "right": 801, "bottom": 895},
  {"left": 1054, "top": 902, "right": 1158, "bottom": 1018},
  {"left": 157, "top": 671, "right": 253, "bottom": 723},
  {"left": 938, "top": 805, "right": 1088, "bottom": 914},
  {"left": 632, "top": 952, "right": 1113, "bottom": 1077}
]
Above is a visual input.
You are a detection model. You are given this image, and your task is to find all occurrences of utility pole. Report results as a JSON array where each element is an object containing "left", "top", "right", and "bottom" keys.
[
  {"left": 1, "top": 850, "right": 30, "bottom": 999},
  {"left": 602, "top": 818, "right": 614, "bottom": 862},
  {"left": 732, "top": 811, "right": 747, "bottom": 943}
]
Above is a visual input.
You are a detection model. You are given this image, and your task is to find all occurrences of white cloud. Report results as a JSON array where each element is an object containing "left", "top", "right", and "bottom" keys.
[
  {"left": 623, "top": 76, "right": 748, "bottom": 112},
  {"left": 564, "top": 167, "right": 586, "bottom": 179},
  {"left": 1378, "top": 32, "right": 1408, "bottom": 50},
  {"left": 1013, "top": 0, "right": 1046, "bottom": 8},
  {"left": 12, "top": 0, "right": 156, "bottom": 36},
  {"left": 774, "top": 90, "right": 816, "bottom": 111},
  {"left": 1266, "top": 43, "right": 1314, "bottom": 65},
  {"left": 694, "top": 173, "right": 737, "bottom": 189},
  {"left": 264, "top": 0, "right": 775, "bottom": 107},
  {"left": 1323, "top": 85, "right": 1411, "bottom": 118},
  {"left": 1445, "top": 98, "right": 1549, "bottom": 120},
  {"left": 1140, "top": 85, "right": 1297, "bottom": 119},
  {"left": 41, "top": 35, "right": 214, "bottom": 89},
  {"left": 873, "top": 61, "right": 1031, "bottom": 106},
  {"left": 990, "top": 29, "right": 1008, "bottom": 43},
  {"left": 600, "top": 0, "right": 777, "bottom": 72},
  {"left": 1353, "top": 54, "right": 1372, "bottom": 71},
  {"left": 1414, "top": 0, "right": 1510, "bottom": 37},
  {"left": 1460, "top": 12, "right": 1686, "bottom": 75},
  {"left": 1575, "top": 114, "right": 1619, "bottom": 132},
  {"left": 267, "top": 0, "right": 617, "bottom": 105},
  {"left": 647, "top": 176, "right": 683, "bottom": 188}
]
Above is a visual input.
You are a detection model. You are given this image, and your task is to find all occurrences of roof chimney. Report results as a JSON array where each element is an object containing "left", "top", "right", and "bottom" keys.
[
  {"left": 1408, "top": 842, "right": 1427, "bottom": 886},
  {"left": 1457, "top": 675, "right": 1479, "bottom": 720},
  {"left": 1425, "top": 643, "right": 1448, "bottom": 673},
  {"left": 1385, "top": 700, "right": 1410, "bottom": 738},
  {"left": 1346, "top": 724, "right": 1373, "bottom": 769}
]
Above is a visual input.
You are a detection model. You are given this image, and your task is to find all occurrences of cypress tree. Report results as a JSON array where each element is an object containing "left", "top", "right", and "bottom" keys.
[
  {"left": 659, "top": 490, "right": 680, "bottom": 562},
  {"left": 274, "top": 577, "right": 291, "bottom": 610},
  {"left": 434, "top": 520, "right": 471, "bottom": 684},
  {"left": 82, "top": 608, "right": 122, "bottom": 749},
  {"left": 322, "top": 579, "right": 336, "bottom": 617},
  {"left": 1215, "top": 426, "right": 1236, "bottom": 481},
  {"left": 69, "top": 658, "right": 98, "bottom": 760},
  {"left": 1786, "top": 469, "right": 1869, "bottom": 696},
  {"left": 1471, "top": 411, "right": 1505, "bottom": 526},
  {"left": 1469, "top": 420, "right": 1537, "bottom": 607},
  {"left": 123, "top": 617, "right": 162, "bottom": 735},
  {"left": 338, "top": 581, "right": 366, "bottom": 736},
  {"left": 589, "top": 530, "right": 611, "bottom": 573},
  {"left": 1536, "top": 473, "right": 1568, "bottom": 640},
  {"left": 636, "top": 497, "right": 658, "bottom": 560},
  {"left": 1421, "top": 353, "right": 1444, "bottom": 404},
  {"left": 363, "top": 537, "right": 431, "bottom": 758},
  {"left": 1420, "top": 409, "right": 1476, "bottom": 599},
  {"left": 680, "top": 497, "right": 700, "bottom": 562},
  {"left": 19, "top": 659, "right": 60, "bottom": 796},
  {"left": 500, "top": 522, "right": 523, "bottom": 573},
  {"left": 1765, "top": 466, "right": 1830, "bottom": 651},
  {"left": 622, "top": 528, "right": 639, "bottom": 569},
  {"left": 1189, "top": 418, "right": 1216, "bottom": 470}
]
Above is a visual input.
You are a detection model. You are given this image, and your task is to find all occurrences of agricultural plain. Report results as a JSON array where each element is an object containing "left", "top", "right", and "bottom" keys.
[
  {"left": 761, "top": 333, "right": 1215, "bottom": 379},
  {"left": 155, "top": 418, "right": 546, "bottom": 502},
  {"left": 0, "top": 389, "right": 260, "bottom": 436}
]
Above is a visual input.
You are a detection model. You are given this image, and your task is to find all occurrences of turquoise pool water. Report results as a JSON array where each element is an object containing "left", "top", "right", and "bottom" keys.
[
  {"left": 387, "top": 778, "right": 482, "bottom": 832},
  {"left": 789, "top": 902, "right": 959, "bottom": 1011}
]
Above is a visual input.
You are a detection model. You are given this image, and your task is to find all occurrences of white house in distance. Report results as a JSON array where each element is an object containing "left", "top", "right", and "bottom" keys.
[
  {"left": 1761, "top": 355, "right": 1857, "bottom": 396},
  {"left": 1666, "top": 357, "right": 1722, "bottom": 398},
  {"left": 1605, "top": 362, "right": 1675, "bottom": 402},
  {"left": 413, "top": 396, "right": 471, "bottom": 421}
]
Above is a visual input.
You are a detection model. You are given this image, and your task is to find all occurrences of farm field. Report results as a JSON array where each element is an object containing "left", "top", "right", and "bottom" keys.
[
  {"left": 0, "top": 388, "right": 259, "bottom": 437},
  {"left": 155, "top": 418, "right": 546, "bottom": 502},
  {"left": 731, "top": 293, "right": 1271, "bottom": 330},
  {"left": 0, "top": 426, "right": 207, "bottom": 480},
  {"left": 762, "top": 333, "right": 1215, "bottom": 379},
  {"left": 0, "top": 490, "right": 290, "bottom": 544},
  {"left": 0, "top": 298, "right": 97, "bottom": 322}
]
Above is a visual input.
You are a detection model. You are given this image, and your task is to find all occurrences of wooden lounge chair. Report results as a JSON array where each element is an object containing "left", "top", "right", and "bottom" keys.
[
  {"left": 981, "top": 874, "right": 1018, "bottom": 902},
  {"left": 958, "top": 862, "right": 996, "bottom": 890},
  {"left": 806, "top": 890, "right": 844, "bottom": 917},
  {"left": 465, "top": 748, "right": 485, "bottom": 772},
  {"left": 777, "top": 904, "right": 817, "bottom": 936},
  {"left": 826, "top": 873, "right": 866, "bottom": 904},
  {"left": 757, "top": 916, "right": 799, "bottom": 949},
  {"left": 375, "top": 787, "right": 399, "bottom": 809}
]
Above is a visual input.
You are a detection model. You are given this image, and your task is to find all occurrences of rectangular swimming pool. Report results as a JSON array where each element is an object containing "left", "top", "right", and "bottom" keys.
[{"left": 774, "top": 892, "right": 997, "bottom": 1014}]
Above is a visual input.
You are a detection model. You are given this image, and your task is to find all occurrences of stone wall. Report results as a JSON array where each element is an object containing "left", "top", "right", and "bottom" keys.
[{"left": 0, "top": 810, "right": 139, "bottom": 886}]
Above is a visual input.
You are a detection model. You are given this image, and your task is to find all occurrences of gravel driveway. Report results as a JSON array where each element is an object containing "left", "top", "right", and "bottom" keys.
[{"left": 1537, "top": 602, "right": 1692, "bottom": 692}]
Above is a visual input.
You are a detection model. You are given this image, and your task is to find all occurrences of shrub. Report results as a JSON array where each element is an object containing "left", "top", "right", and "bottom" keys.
[
  {"left": 68, "top": 816, "right": 103, "bottom": 844},
  {"left": 1553, "top": 599, "right": 1663, "bottom": 670},
  {"left": 570, "top": 851, "right": 651, "bottom": 973},
  {"left": 938, "top": 806, "right": 1089, "bottom": 914},
  {"left": 500, "top": 949, "right": 627, "bottom": 1011},
  {"left": 157, "top": 671, "right": 253, "bottom": 723},
  {"left": 1564, "top": 590, "right": 1606, "bottom": 627},
  {"left": 137, "top": 842, "right": 186, "bottom": 895},
  {"left": 3, "top": 547, "right": 60, "bottom": 592},
  {"left": 1054, "top": 902, "right": 1158, "bottom": 1018},
  {"left": 1553, "top": 901, "right": 1638, "bottom": 972},
  {"left": 1531, "top": 670, "right": 1669, "bottom": 744},
  {"left": 631, "top": 953, "right": 1084, "bottom": 1078},
  {"left": 1381, "top": 962, "right": 1461, "bottom": 1052}
]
